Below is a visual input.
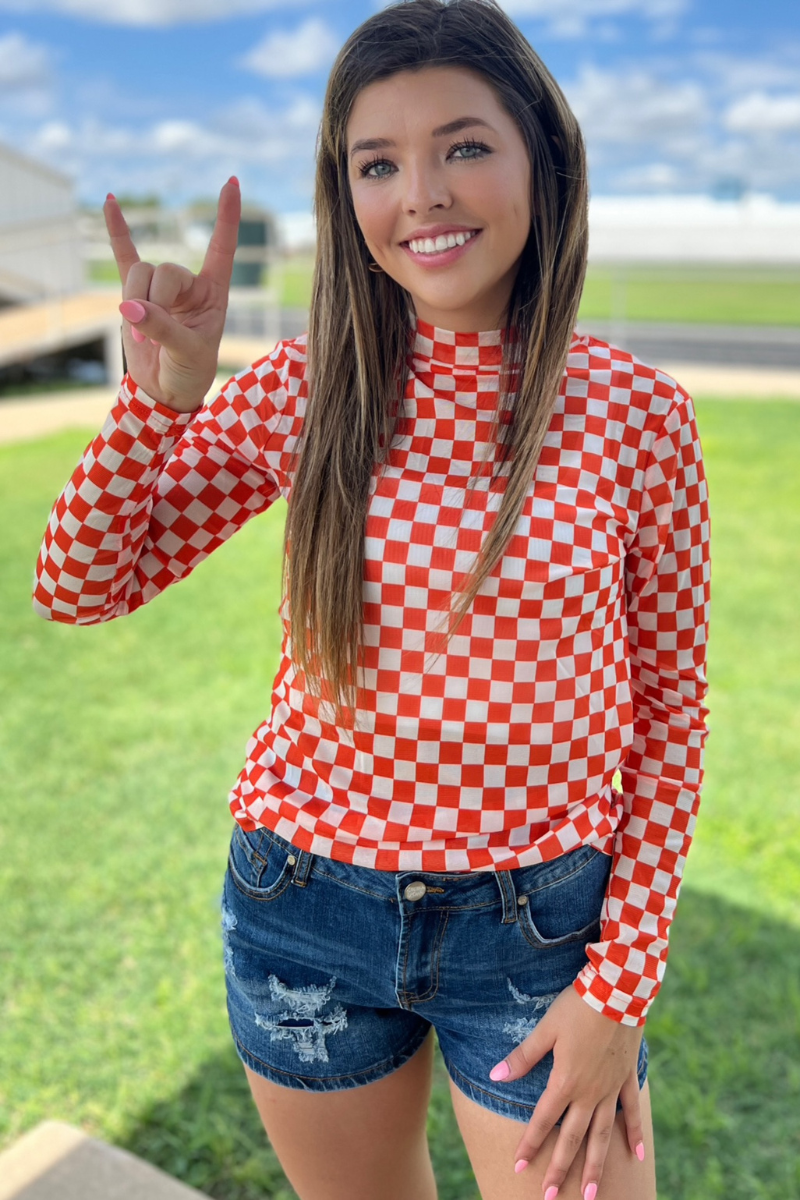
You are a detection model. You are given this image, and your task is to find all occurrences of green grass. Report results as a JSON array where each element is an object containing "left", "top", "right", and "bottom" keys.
[
  {"left": 85, "top": 257, "right": 800, "bottom": 326},
  {"left": 579, "top": 266, "right": 800, "bottom": 327},
  {"left": 1, "top": 400, "right": 800, "bottom": 1198}
]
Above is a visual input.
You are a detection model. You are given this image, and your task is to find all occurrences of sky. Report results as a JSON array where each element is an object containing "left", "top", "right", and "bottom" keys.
[{"left": 0, "top": 0, "right": 798, "bottom": 220}]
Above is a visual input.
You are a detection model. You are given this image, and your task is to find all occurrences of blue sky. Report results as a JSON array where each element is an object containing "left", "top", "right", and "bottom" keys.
[{"left": 0, "top": 0, "right": 798, "bottom": 217}]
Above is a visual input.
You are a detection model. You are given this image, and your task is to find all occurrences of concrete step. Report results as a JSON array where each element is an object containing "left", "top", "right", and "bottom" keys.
[{"left": 0, "top": 1121, "right": 210, "bottom": 1200}]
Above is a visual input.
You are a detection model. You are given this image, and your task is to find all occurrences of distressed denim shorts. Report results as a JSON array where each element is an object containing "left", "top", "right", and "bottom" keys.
[{"left": 220, "top": 822, "right": 648, "bottom": 1125}]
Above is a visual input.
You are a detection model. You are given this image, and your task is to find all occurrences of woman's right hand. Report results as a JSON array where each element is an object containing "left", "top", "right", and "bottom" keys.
[{"left": 104, "top": 177, "right": 242, "bottom": 413}]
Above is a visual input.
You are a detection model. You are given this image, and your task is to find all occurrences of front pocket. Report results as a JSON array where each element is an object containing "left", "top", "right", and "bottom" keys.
[
  {"left": 517, "top": 847, "right": 612, "bottom": 950},
  {"left": 227, "top": 825, "right": 296, "bottom": 902}
]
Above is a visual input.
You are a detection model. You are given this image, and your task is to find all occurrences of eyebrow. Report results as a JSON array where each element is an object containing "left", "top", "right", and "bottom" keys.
[{"left": 348, "top": 116, "right": 497, "bottom": 160}]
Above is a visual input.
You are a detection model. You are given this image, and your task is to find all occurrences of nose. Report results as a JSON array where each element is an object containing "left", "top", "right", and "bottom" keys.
[{"left": 401, "top": 155, "right": 452, "bottom": 215}]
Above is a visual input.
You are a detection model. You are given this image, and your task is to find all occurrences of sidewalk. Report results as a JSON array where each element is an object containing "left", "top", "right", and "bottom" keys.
[
  {"left": 1, "top": 360, "right": 799, "bottom": 448},
  {"left": 0, "top": 1121, "right": 209, "bottom": 1200}
]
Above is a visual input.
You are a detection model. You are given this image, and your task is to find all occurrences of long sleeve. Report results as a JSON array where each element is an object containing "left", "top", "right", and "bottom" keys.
[
  {"left": 573, "top": 389, "right": 711, "bottom": 1026},
  {"left": 32, "top": 362, "right": 287, "bottom": 625}
]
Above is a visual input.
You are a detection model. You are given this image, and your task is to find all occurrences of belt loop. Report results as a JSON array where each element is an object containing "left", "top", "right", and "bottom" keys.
[
  {"left": 495, "top": 868, "right": 518, "bottom": 924},
  {"left": 291, "top": 848, "right": 314, "bottom": 887}
]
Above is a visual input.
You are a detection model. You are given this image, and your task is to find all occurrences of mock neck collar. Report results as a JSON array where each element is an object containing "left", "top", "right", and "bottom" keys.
[{"left": 407, "top": 313, "right": 510, "bottom": 376}]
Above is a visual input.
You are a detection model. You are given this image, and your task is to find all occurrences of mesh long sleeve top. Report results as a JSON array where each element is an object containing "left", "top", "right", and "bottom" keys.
[{"left": 33, "top": 314, "right": 711, "bottom": 1027}]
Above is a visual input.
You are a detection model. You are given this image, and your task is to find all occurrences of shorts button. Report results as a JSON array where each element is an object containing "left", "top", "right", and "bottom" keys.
[
  {"left": 404, "top": 881, "right": 427, "bottom": 901},
  {"left": 518, "top": 895, "right": 528, "bottom": 906},
  {"left": 287, "top": 854, "right": 297, "bottom": 866}
]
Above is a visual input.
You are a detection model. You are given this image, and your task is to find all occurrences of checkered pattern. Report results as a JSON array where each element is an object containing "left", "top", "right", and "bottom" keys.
[{"left": 33, "top": 314, "right": 711, "bottom": 1027}]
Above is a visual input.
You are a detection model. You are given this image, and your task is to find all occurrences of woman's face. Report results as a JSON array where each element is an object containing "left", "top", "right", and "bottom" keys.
[{"left": 346, "top": 65, "right": 532, "bottom": 333}]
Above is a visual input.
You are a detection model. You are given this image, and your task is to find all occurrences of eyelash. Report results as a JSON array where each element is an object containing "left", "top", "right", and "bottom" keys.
[{"left": 357, "top": 137, "right": 491, "bottom": 180}]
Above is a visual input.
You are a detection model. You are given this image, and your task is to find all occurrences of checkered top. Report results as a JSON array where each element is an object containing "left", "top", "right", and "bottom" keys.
[{"left": 33, "top": 314, "right": 711, "bottom": 1027}]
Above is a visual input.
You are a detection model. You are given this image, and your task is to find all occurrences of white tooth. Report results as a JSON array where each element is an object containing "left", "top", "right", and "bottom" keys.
[
  {"left": 423, "top": 238, "right": 436, "bottom": 253},
  {"left": 434, "top": 235, "right": 449, "bottom": 250},
  {"left": 445, "top": 234, "right": 457, "bottom": 248},
  {"left": 454, "top": 232, "right": 466, "bottom": 246}
]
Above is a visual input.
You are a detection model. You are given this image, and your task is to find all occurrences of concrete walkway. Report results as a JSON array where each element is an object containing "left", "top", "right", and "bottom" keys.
[
  {"left": 0, "top": 1121, "right": 209, "bottom": 1200},
  {"left": 1, "top": 360, "right": 799, "bottom": 448}
]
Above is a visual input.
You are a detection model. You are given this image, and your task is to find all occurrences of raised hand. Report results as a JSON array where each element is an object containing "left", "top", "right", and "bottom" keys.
[{"left": 104, "top": 177, "right": 242, "bottom": 413}]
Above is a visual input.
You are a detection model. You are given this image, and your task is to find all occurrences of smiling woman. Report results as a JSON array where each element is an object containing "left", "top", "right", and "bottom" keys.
[
  {"left": 346, "top": 72, "right": 532, "bottom": 331},
  {"left": 32, "top": 1, "right": 710, "bottom": 1199}
]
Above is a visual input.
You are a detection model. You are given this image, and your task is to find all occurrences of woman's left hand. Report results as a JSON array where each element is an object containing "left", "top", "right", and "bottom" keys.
[{"left": 489, "top": 983, "right": 646, "bottom": 1198}]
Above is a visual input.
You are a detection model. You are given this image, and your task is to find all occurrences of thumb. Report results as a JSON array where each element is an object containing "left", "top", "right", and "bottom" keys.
[
  {"left": 489, "top": 1017, "right": 557, "bottom": 1083},
  {"left": 119, "top": 299, "right": 201, "bottom": 362}
]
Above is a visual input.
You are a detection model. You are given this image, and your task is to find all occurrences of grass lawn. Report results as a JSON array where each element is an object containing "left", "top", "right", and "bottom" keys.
[
  {"left": 1, "top": 398, "right": 799, "bottom": 1199},
  {"left": 84, "top": 256, "right": 800, "bottom": 327}
]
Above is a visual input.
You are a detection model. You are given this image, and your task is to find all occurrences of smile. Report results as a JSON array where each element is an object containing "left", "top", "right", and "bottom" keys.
[{"left": 401, "top": 228, "right": 482, "bottom": 267}]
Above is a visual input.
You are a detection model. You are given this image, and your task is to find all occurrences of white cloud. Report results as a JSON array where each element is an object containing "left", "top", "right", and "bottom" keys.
[
  {"left": 499, "top": 0, "right": 686, "bottom": 38},
  {"left": 238, "top": 17, "right": 340, "bottom": 79},
  {"left": 724, "top": 92, "right": 800, "bottom": 135},
  {"left": 0, "top": 0, "right": 311, "bottom": 27},
  {"left": 566, "top": 65, "right": 707, "bottom": 147},
  {"left": 26, "top": 93, "right": 322, "bottom": 186},
  {"left": 0, "top": 31, "right": 53, "bottom": 90}
]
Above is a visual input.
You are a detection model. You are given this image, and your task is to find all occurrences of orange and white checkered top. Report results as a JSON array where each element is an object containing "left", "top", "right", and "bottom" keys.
[{"left": 33, "top": 314, "right": 711, "bottom": 1026}]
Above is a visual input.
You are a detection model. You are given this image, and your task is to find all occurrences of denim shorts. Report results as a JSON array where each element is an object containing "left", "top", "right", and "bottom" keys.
[{"left": 220, "top": 822, "right": 648, "bottom": 1125}]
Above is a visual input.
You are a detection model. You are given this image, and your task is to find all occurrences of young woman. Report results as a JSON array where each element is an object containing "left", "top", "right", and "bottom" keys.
[{"left": 33, "top": 0, "right": 711, "bottom": 1197}]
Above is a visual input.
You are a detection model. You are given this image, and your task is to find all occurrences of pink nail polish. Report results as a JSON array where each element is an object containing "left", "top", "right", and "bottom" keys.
[
  {"left": 120, "top": 300, "right": 146, "bottom": 323},
  {"left": 584, "top": 1184, "right": 598, "bottom": 1200},
  {"left": 544, "top": 1187, "right": 559, "bottom": 1200},
  {"left": 636, "top": 1141, "right": 645, "bottom": 1162},
  {"left": 514, "top": 1159, "right": 528, "bottom": 1174},
  {"left": 131, "top": 327, "right": 146, "bottom": 343},
  {"left": 489, "top": 1060, "right": 510, "bottom": 1081}
]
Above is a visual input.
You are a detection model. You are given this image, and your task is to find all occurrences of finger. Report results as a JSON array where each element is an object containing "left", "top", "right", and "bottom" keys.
[
  {"left": 489, "top": 1015, "right": 556, "bottom": 1084},
  {"left": 619, "top": 1067, "right": 646, "bottom": 1162},
  {"left": 199, "top": 176, "right": 241, "bottom": 289},
  {"left": 103, "top": 194, "right": 141, "bottom": 287},
  {"left": 118, "top": 298, "right": 199, "bottom": 362},
  {"left": 511, "top": 1081, "right": 569, "bottom": 1172},
  {"left": 537, "top": 1105, "right": 594, "bottom": 1197},
  {"left": 123, "top": 261, "right": 155, "bottom": 306},
  {"left": 147, "top": 262, "right": 196, "bottom": 314},
  {"left": 578, "top": 1097, "right": 619, "bottom": 1200}
]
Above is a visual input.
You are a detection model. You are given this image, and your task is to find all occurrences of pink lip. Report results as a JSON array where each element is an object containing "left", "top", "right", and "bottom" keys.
[{"left": 401, "top": 229, "right": 482, "bottom": 268}]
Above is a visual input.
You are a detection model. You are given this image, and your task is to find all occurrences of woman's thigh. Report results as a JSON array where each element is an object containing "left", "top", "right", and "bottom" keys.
[
  {"left": 448, "top": 1075, "right": 657, "bottom": 1200},
  {"left": 243, "top": 1029, "right": 438, "bottom": 1200}
]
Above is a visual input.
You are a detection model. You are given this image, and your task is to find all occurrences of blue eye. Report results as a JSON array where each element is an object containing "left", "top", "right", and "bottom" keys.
[
  {"left": 358, "top": 138, "right": 491, "bottom": 180},
  {"left": 359, "top": 158, "right": 393, "bottom": 180},
  {"left": 452, "top": 138, "right": 490, "bottom": 160}
]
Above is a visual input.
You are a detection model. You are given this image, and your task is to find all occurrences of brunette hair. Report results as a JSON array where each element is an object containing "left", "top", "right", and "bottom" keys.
[{"left": 284, "top": 0, "right": 589, "bottom": 725}]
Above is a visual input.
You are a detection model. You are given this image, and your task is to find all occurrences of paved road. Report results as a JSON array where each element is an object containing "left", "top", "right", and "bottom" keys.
[{"left": 277, "top": 308, "right": 800, "bottom": 370}]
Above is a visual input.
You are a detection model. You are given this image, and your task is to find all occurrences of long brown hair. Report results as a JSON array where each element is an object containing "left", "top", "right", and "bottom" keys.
[{"left": 284, "top": 0, "right": 589, "bottom": 726}]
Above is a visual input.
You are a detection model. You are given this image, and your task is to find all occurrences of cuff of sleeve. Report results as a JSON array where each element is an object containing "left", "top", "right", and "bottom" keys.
[
  {"left": 573, "top": 962, "right": 650, "bottom": 1028},
  {"left": 121, "top": 373, "right": 201, "bottom": 432}
]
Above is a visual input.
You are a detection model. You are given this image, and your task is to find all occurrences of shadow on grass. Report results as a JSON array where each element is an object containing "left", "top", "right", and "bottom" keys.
[{"left": 116, "top": 887, "right": 800, "bottom": 1200}]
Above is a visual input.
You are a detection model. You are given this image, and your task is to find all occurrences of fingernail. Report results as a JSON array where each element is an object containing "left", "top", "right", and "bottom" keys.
[
  {"left": 584, "top": 1184, "right": 598, "bottom": 1200},
  {"left": 150, "top": 339, "right": 159, "bottom": 346},
  {"left": 106, "top": 192, "right": 115, "bottom": 201},
  {"left": 636, "top": 1141, "right": 645, "bottom": 1162},
  {"left": 544, "top": 1187, "right": 559, "bottom": 1200},
  {"left": 229, "top": 175, "right": 240, "bottom": 187},
  {"left": 514, "top": 1159, "right": 528, "bottom": 1174},
  {"left": 120, "top": 300, "right": 146, "bottom": 323},
  {"left": 131, "top": 327, "right": 147, "bottom": 343},
  {"left": 489, "top": 1060, "right": 510, "bottom": 1081}
]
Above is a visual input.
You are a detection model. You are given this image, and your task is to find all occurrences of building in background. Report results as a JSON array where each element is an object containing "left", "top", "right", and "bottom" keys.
[
  {"left": 0, "top": 141, "right": 83, "bottom": 306},
  {"left": 0, "top": 140, "right": 281, "bottom": 394}
]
